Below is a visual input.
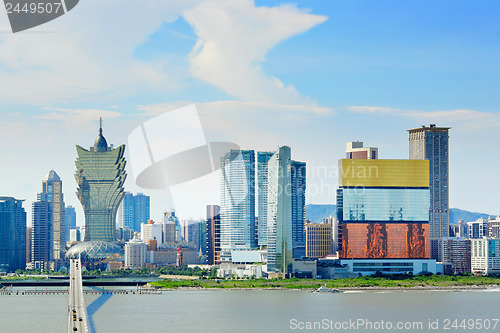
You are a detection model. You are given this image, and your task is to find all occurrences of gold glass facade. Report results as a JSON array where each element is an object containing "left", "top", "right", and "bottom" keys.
[
  {"left": 339, "top": 159, "right": 430, "bottom": 188},
  {"left": 339, "top": 222, "right": 430, "bottom": 259}
]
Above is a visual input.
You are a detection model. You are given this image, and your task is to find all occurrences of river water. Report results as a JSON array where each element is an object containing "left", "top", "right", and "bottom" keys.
[{"left": 1, "top": 287, "right": 500, "bottom": 332}]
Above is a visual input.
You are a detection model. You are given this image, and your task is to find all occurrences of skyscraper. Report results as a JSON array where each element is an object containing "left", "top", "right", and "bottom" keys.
[
  {"left": 220, "top": 149, "right": 256, "bottom": 261},
  {"left": 267, "top": 146, "right": 306, "bottom": 273},
  {"left": 31, "top": 200, "right": 51, "bottom": 263},
  {"left": 408, "top": 124, "right": 450, "bottom": 259},
  {"left": 305, "top": 221, "right": 334, "bottom": 258},
  {"left": 65, "top": 205, "right": 76, "bottom": 243},
  {"left": 206, "top": 205, "right": 221, "bottom": 265},
  {"left": 291, "top": 160, "right": 306, "bottom": 258},
  {"left": 75, "top": 119, "right": 127, "bottom": 242},
  {"left": 117, "top": 192, "right": 151, "bottom": 231},
  {"left": 0, "top": 197, "right": 26, "bottom": 272},
  {"left": 257, "top": 151, "right": 274, "bottom": 247},
  {"left": 337, "top": 158, "right": 431, "bottom": 260},
  {"left": 40, "top": 170, "right": 65, "bottom": 260}
]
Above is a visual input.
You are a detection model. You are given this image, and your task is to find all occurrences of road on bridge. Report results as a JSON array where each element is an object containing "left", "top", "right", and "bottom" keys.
[{"left": 68, "top": 257, "right": 89, "bottom": 333}]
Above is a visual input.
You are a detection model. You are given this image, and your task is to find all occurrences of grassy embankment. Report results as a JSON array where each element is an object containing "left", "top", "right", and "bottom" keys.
[{"left": 150, "top": 275, "right": 500, "bottom": 290}]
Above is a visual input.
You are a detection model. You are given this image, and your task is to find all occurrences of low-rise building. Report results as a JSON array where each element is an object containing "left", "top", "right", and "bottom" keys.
[
  {"left": 438, "top": 237, "right": 471, "bottom": 274},
  {"left": 471, "top": 238, "right": 500, "bottom": 275}
]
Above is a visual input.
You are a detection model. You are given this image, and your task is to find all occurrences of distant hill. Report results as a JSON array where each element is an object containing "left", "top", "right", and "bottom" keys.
[
  {"left": 306, "top": 204, "right": 493, "bottom": 225},
  {"left": 306, "top": 204, "right": 336, "bottom": 223},
  {"left": 449, "top": 208, "right": 493, "bottom": 224}
]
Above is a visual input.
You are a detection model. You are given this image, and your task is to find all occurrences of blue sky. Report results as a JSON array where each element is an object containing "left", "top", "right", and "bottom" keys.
[{"left": 0, "top": 0, "right": 499, "bottom": 224}]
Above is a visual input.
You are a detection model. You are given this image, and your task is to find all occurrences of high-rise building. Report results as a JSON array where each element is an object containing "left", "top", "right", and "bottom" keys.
[
  {"left": 467, "top": 218, "right": 489, "bottom": 239},
  {"left": 65, "top": 205, "right": 76, "bottom": 243},
  {"left": 345, "top": 141, "right": 378, "bottom": 160},
  {"left": 206, "top": 205, "right": 221, "bottom": 265},
  {"left": 117, "top": 192, "right": 150, "bottom": 232},
  {"left": 291, "top": 160, "right": 306, "bottom": 259},
  {"left": 163, "top": 210, "right": 181, "bottom": 242},
  {"left": 0, "top": 197, "right": 26, "bottom": 272},
  {"left": 31, "top": 200, "right": 51, "bottom": 263},
  {"left": 408, "top": 124, "right": 450, "bottom": 259},
  {"left": 267, "top": 146, "right": 306, "bottom": 273},
  {"left": 220, "top": 149, "right": 256, "bottom": 261},
  {"left": 305, "top": 222, "right": 334, "bottom": 258},
  {"left": 26, "top": 226, "right": 31, "bottom": 264},
  {"left": 257, "top": 151, "right": 274, "bottom": 247},
  {"left": 438, "top": 237, "right": 471, "bottom": 274},
  {"left": 471, "top": 238, "right": 500, "bottom": 275},
  {"left": 141, "top": 220, "right": 164, "bottom": 243},
  {"left": 75, "top": 119, "right": 127, "bottom": 242},
  {"left": 323, "top": 216, "right": 338, "bottom": 251},
  {"left": 449, "top": 220, "right": 467, "bottom": 238},
  {"left": 124, "top": 237, "right": 147, "bottom": 269},
  {"left": 35, "top": 170, "right": 65, "bottom": 260},
  {"left": 337, "top": 158, "right": 431, "bottom": 260},
  {"left": 489, "top": 216, "right": 500, "bottom": 239}
]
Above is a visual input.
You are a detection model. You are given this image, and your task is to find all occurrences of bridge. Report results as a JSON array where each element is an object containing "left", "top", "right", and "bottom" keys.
[{"left": 68, "top": 257, "right": 89, "bottom": 333}]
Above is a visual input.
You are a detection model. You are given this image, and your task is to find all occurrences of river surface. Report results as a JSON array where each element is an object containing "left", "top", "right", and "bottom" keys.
[{"left": 1, "top": 287, "right": 500, "bottom": 332}]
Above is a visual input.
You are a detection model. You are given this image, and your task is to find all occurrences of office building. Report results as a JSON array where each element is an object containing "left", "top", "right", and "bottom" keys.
[
  {"left": 124, "top": 237, "right": 147, "bottom": 269},
  {"left": 117, "top": 192, "right": 150, "bottom": 232},
  {"left": 65, "top": 205, "right": 76, "bottom": 243},
  {"left": 75, "top": 119, "right": 127, "bottom": 241},
  {"left": 220, "top": 149, "right": 256, "bottom": 261},
  {"left": 34, "top": 170, "right": 65, "bottom": 260},
  {"left": 471, "top": 238, "right": 500, "bottom": 275},
  {"left": 345, "top": 141, "right": 378, "bottom": 159},
  {"left": 163, "top": 210, "right": 181, "bottom": 242},
  {"left": 408, "top": 124, "right": 450, "bottom": 259},
  {"left": 438, "top": 237, "right": 471, "bottom": 274},
  {"left": 141, "top": 220, "right": 164, "bottom": 243},
  {"left": 267, "top": 146, "right": 306, "bottom": 273},
  {"left": 0, "top": 197, "right": 26, "bottom": 272},
  {"left": 26, "top": 226, "right": 31, "bottom": 264},
  {"left": 115, "top": 226, "right": 134, "bottom": 242},
  {"left": 323, "top": 216, "right": 338, "bottom": 251},
  {"left": 467, "top": 218, "right": 489, "bottom": 239},
  {"left": 305, "top": 222, "right": 334, "bottom": 258},
  {"left": 489, "top": 216, "right": 500, "bottom": 238},
  {"left": 290, "top": 160, "right": 307, "bottom": 259},
  {"left": 31, "top": 200, "right": 51, "bottom": 263},
  {"left": 337, "top": 156, "right": 432, "bottom": 273},
  {"left": 69, "top": 228, "right": 81, "bottom": 242},
  {"left": 449, "top": 220, "right": 467, "bottom": 238},
  {"left": 207, "top": 205, "right": 221, "bottom": 265},
  {"left": 257, "top": 151, "right": 274, "bottom": 246}
]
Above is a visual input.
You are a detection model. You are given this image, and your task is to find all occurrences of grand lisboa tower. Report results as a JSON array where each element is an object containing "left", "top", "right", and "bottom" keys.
[{"left": 75, "top": 118, "right": 127, "bottom": 242}]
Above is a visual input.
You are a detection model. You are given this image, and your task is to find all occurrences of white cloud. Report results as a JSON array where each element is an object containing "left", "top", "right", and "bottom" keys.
[
  {"left": 0, "top": 0, "right": 201, "bottom": 105},
  {"left": 35, "top": 107, "right": 122, "bottom": 125},
  {"left": 183, "top": 0, "right": 327, "bottom": 104},
  {"left": 347, "top": 106, "right": 500, "bottom": 132}
]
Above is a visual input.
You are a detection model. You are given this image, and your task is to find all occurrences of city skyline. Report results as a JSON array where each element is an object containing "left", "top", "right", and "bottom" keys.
[{"left": 0, "top": 1, "right": 499, "bottom": 224}]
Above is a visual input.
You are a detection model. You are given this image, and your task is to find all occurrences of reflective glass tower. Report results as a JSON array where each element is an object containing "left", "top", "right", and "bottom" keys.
[
  {"left": 0, "top": 197, "right": 26, "bottom": 272},
  {"left": 117, "top": 192, "right": 150, "bottom": 232},
  {"left": 408, "top": 124, "right": 450, "bottom": 259},
  {"left": 257, "top": 151, "right": 274, "bottom": 247},
  {"left": 42, "top": 170, "right": 65, "bottom": 260},
  {"left": 75, "top": 119, "right": 127, "bottom": 242},
  {"left": 337, "top": 159, "right": 431, "bottom": 259},
  {"left": 219, "top": 149, "right": 255, "bottom": 261}
]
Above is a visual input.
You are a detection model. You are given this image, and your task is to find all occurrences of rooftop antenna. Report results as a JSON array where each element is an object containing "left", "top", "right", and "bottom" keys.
[{"left": 99, "top": 117, "right": 103, "bottom": 134}]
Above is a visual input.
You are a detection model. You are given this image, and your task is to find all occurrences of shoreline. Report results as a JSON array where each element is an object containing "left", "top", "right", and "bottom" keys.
[{"left": 157, "top": 284, "right": 500, "bottom": 292}]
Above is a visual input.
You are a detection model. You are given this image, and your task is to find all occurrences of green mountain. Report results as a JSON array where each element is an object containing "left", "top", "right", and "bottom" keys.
[{"left": 449, "top": 208, "right": 493, "bottom": 224}]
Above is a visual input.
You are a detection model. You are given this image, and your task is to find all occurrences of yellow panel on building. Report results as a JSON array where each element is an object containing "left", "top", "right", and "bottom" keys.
[{"left": 339, "top": 159, "right": 429, "bottom": 188}]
